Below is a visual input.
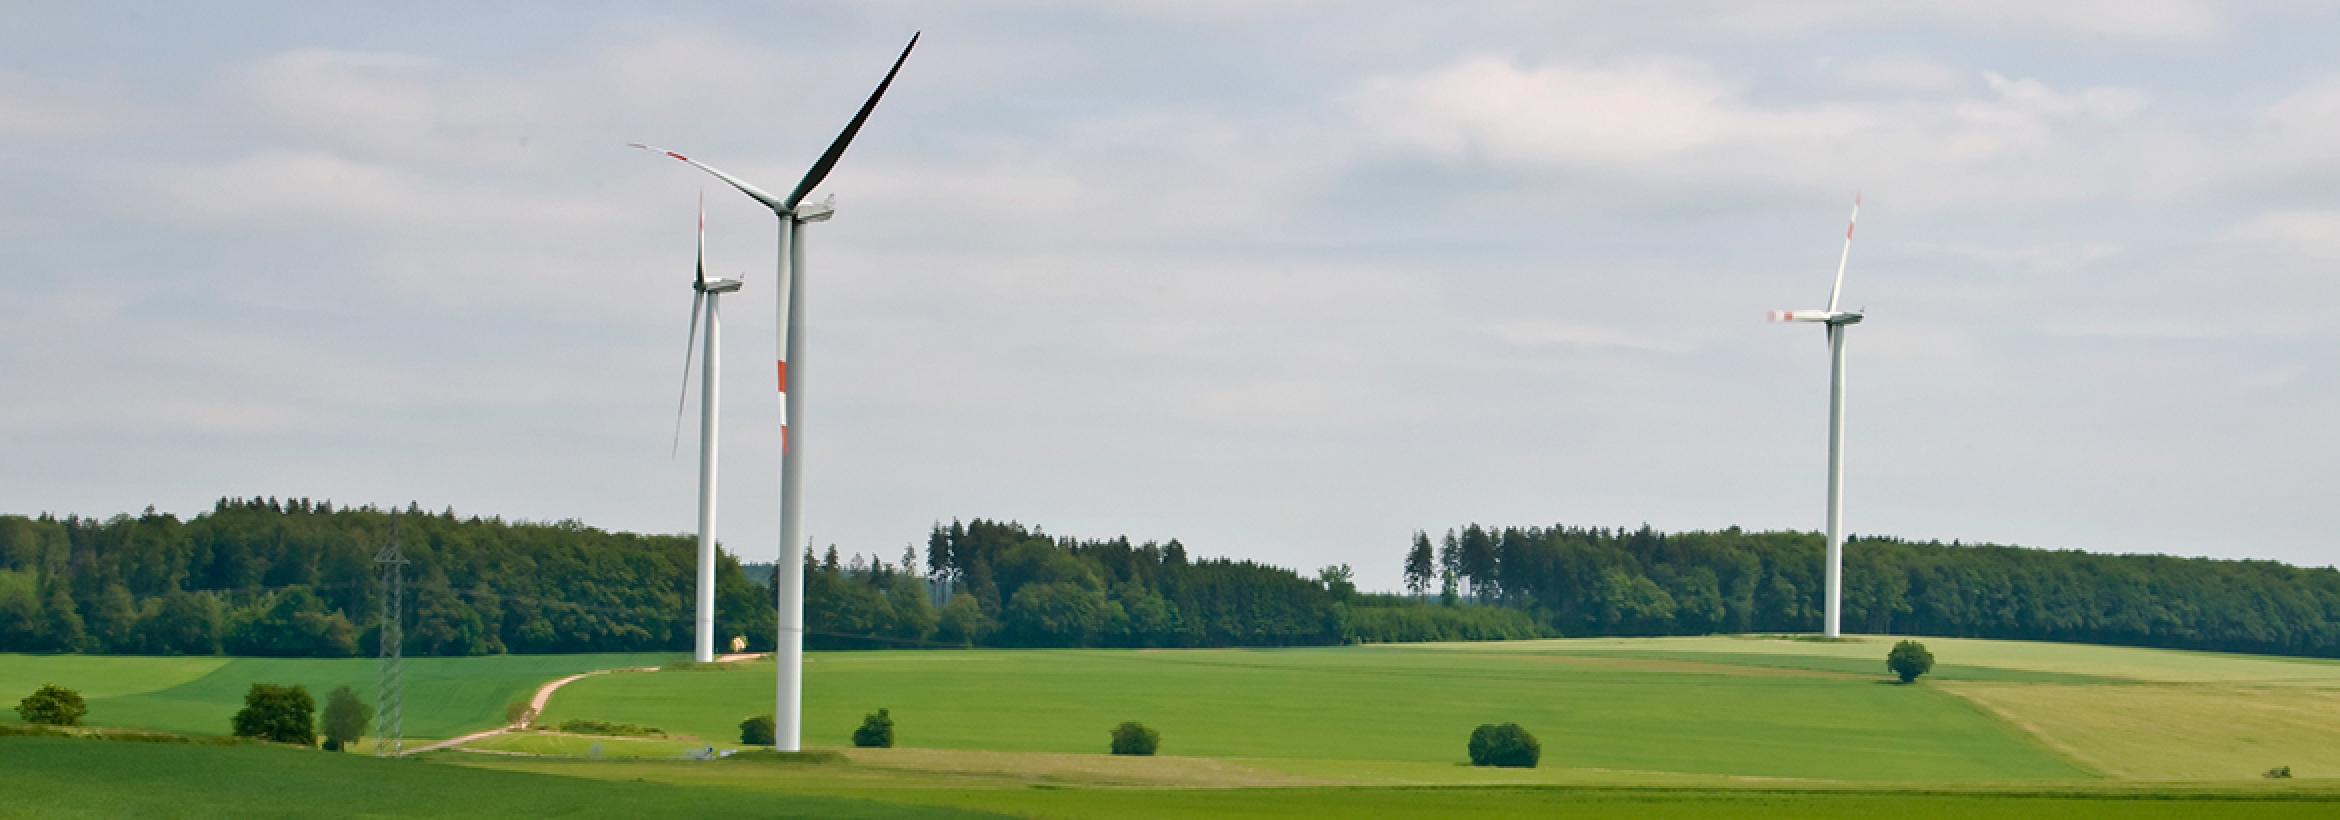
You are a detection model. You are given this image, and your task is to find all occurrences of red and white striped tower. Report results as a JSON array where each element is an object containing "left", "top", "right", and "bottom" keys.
[{"left": 629, "top": 31, "right": 917, "bottom": 751}]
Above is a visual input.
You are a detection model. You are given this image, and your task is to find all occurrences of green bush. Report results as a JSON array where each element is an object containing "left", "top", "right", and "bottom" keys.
[
  {"left": 557, "top": 718, "right": 664, "bottom": 737},
  {"left": 2265, "top": 765, "right": 2293, "bottom": 779},
  {"left": 17, "top": 684, "right": 87, "bottom": 726},
  {"left": 1109, "top": 721, "right": 1158, "bottom": 756},
  {"left": 231, "top": 683, "right": 315, "bottom": 745},
  {"left": 851, "top": 708, "right": 894, "bottom": 748},
  {"left": 319, "top": 685, "right": 372, "bottom": 752},
  {"left": 1467, "top": 723, "right": 1539, "bottom": 767},
  {"left": 739, "top": 714, "right": 775, "bottom": 746},
  {"left": 1887, "top": 640, "right": 1936, "bottom": 683}
]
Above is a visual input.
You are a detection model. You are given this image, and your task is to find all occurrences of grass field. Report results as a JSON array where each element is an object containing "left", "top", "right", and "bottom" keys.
[
  {"left": 526, "top": 635, "right": 2340, "bottom": 782},
  {"left": 10, "top": 635, "right": 2340, "bottom": 818},
  {"left": 0, "top": 736, "right": 1002, "bottom": 819},
  {"left": 6, "top": 738, "right": 2338, "bottom": 820},
  {"left": 0, "top": 652, "right": 676, "bottom": 740},
  {"left": 532, "top": 640, "right": 2080, "bottom": 781}
]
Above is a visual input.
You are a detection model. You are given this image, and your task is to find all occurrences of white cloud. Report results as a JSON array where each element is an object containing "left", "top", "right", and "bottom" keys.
[
  {"left": 1832, "top": 57, "right": 1971, "bottom": 94},
  {"left": 1692, "top": 0, "right": 2229, "bottom": 42},
  {"left": 2225, "top": 209, "right": 2340, "bottom": 259},
  {"left": 1343, "top": 54, "right": 2174, "bottom": 212},
  {"left": 1483, "top": 319, "right": 1684, "bottom": 352}
]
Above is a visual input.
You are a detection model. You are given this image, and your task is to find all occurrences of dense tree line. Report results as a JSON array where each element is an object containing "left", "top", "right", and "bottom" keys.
[
  {"left": 0, "top": 498, "right": 772, "bottom": 656},
  {"left": 0, "top": 501, "right": 1531, "bottom": 656},
  {"left": 808, "top": 519, "right": 1350, "bottom": 648},
  {"left": 1402, "top": 523, "right": 2340, "bottom": 657},
  {"left": 802, "top": 519, "right": 1539, "bottom": 648}
]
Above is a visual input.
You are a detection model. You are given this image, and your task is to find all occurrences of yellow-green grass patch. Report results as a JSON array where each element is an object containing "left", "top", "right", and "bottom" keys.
[{"left": 1939, "top": 681, "right": 2340, "bottom": 780}]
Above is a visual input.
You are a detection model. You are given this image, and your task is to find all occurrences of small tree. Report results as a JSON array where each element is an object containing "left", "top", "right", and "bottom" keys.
[
  {"left": 1467, "top": 723, "right": 1539, "bottom": 767},
  {"left": 17, "top": 684, "right": 87, "bottom": 726},
  {"left": 319, "top": 685, "right": 372, "bottom": 752},
  {"left": 851, "top": 708, "right": 894, "bottom": 748},
  {"left": 740, "top": 714, "right": 776, "bottom": 745},
  {"left": 232, "top": 683, "right": 316, "bottom": 745},
  {"left": 1109, "top": 721, "right": 1158, "bottom": 756},
  {"left": 1887, "top": 640, "right": 1935, "bottom": 683}
]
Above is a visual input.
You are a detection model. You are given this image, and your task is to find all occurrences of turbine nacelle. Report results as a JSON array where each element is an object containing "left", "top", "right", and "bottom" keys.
[
  {"left": 697, "top": 277, "right": 744, "bottom": 294},
  {"left": 1770, "top": 309, "right": 1862, "bottom": 325}
]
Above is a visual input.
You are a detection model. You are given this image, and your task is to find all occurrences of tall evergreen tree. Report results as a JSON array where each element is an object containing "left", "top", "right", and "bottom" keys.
[{"left": 1403, "top": 532, "right": 1436, "bottom": 597}]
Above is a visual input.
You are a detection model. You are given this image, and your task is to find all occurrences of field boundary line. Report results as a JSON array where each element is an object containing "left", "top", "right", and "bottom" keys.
[{"left": 1931, "top": 682, "right": 2112, "bottom": 778}]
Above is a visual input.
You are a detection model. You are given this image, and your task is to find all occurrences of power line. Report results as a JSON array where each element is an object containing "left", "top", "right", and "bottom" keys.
[{"left": 374, "top": 517, "right": 406, "bottom": 758}]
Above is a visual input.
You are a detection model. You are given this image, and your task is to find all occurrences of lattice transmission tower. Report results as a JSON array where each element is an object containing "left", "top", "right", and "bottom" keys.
[{"left": 374, "top": 515, "right": 407, "bottom": 757}]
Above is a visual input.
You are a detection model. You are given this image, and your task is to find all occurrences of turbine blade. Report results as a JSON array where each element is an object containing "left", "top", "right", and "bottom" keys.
[
  {"left": 630, "top": 143, "right": 789, "bottom": 214},
  {"left": 1828, "top": 191, "right": 1859, "bottom": 313},
  {"left": 671, "top": 291, "right": 705, "bottom": 458},
  {"left": 784, "top": 32, "right": 920, "bottom": 210},
  {"left": 696, "top": 192, "right": 707, "bottom": 289}
]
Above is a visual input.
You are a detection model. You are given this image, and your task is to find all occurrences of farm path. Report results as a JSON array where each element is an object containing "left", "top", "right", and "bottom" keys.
[{"left": 405, "top": 664, "right": 661, "bottom": 756}]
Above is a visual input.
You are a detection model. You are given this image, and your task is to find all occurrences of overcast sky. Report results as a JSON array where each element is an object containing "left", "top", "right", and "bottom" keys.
[{"left": 3, "top": 1, "right": 2335, "bottom": 589}]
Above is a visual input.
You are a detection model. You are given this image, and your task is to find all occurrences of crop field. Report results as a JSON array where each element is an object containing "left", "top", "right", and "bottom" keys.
[{"left": 0, "top": 652, "right": 676, "bottom": 740}]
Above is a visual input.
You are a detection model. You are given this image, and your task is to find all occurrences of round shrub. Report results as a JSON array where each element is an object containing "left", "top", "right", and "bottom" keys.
[
  {"left": 1887, "top": 640, "right": 1936, "bottom": 683},
  {"left": 1109, "top": 721, "right": 1159, "bottom": 756},
  {"left": 740, "top": 714, "right": 776, "bottom": 746},
  {"left": 1467, "top": 723, "right": 1539, "bottom": 768},
  {"left": 231, "top": 683, "right": 316, "bottom": 745},
  {"left": 17, "top": 684, "right": 87, "bottom": 727},
  {"left": 852, "top": 708, "right": 894, "bottom": 748}
]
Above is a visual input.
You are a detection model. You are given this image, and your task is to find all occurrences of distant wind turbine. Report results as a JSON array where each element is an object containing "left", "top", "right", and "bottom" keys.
[
  {"left": 669, "top": 193, "right": 743, "bottom": 664},
  {"left": 631, "top": 31, "right": 919, "bottom": 751},
  {"left": 1769, "top": 193, "right": 1864, "bottom": 639}
]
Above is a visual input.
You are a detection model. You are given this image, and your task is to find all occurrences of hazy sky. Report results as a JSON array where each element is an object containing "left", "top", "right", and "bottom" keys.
[{"left": 3, "top": 1, "right": 2335, "bottom": 589}]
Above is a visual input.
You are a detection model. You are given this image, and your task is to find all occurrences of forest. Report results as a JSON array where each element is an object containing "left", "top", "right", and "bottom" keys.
[
  {"left": 7, "top": 499, "right": 2336, "bottom": 658},
  {"left": 0, "top": 500, "right": 1510, "bottom": 656},
  {"left": 1404, "top": 524, "right": 2340, "bottom": 657},
  {"left": 0, "top": 499, "right": 773, "bottom": 656}
]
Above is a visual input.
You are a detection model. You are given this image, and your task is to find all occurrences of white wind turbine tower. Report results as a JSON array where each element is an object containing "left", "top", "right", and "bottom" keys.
[
  {"left": 1770, "top": 193, "right": 1864, "bottom": 639},
  {"left": 669, "top": 194, "right": 743, "bottom": 664},
  {"left": 632, "top": 32, "right": 918, "bottom": 751}
]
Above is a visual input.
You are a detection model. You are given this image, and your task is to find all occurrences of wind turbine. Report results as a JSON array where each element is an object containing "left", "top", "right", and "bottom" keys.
[
  {"left": 669, "top": 194, "right": 743, "bottom": 664},
  {"left": 1770, "top": 193, "right": 1864, "bottom": 639},
  {"left": 631, "top": 31, "right": 918, "bottom": 751}
]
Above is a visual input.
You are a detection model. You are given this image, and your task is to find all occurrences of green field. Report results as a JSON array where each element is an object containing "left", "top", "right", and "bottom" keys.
[
  {"left": 0, "top": 737, "right": 1001, "bottom": 820},
  {"left": 538, "top": 644, "right": 2077, "bottom": 780},
  {"left": 0, "top": 652, "right": 676, "bottom": 740},
  {"left": 9, "top": 636, "right": 2340, "bottom": 818},
  {"left": 6, "top": 738, "right": 2339, "bottom": 820}
]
